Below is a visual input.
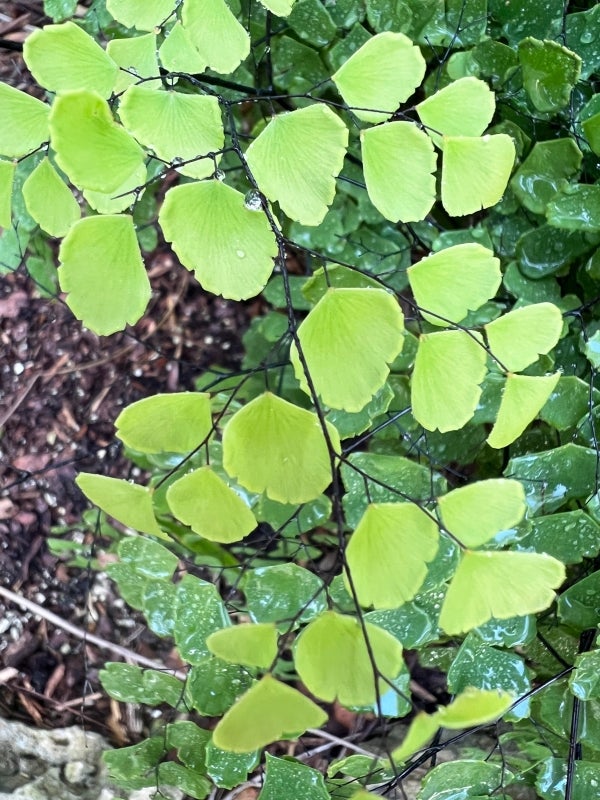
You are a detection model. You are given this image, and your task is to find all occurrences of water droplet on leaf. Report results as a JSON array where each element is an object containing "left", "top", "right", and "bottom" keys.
[{"left": 244, "top": 190, "right": 263, "bottom": 211}]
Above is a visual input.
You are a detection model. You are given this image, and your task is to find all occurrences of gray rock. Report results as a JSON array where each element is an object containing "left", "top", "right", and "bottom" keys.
[{"left": 0, "top": 719, "right": 182, "bottom": 800}]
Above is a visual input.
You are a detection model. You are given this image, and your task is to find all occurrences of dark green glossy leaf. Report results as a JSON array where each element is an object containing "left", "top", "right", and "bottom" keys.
[
  {"left": 287, "top": 0, "right": 337, "bottom": 47},
  {"left": 327, "top": 383, "right": 394, "bottom": 438},
  {"left": 489, "top": 0, "right": 563, "bottom": 42},
  {"left": 448, "top": 634, "right": 531, "bottom": 720},
  {"left": 205, "top": 739, "right": 260, "bottom": 789},
  {"left": 419, "top": 760, "right": 506, "bottom": 800},
  {"left": 166, "top": 721, "right": 209, "bottom": 771},
  {"left": 516, "top": 510, "right": 600, "bottom": 564},
  {"left": 258, "top": 755, "right": 329, "bottom": 800},
  {"left": 506, "top": 443, "right": 599, "bottom": 514},
  {"left": 558, "top": 570, "right": 600, "bottom": 630},
  {"left": 474, "top": 615, "right": 537, "bottom": 647},
  {"left": 570, "top": 649, "right": 600, "bottom": 701},
  {"left": 536, "top": 757, "right": 600, "bottom": 800},
  {"left": 540, "top": 376, "right": 598, "bottom": 431},
  {"left": 100, "top": 663, "right": 183, "bottom": 707},
  {"left": 366, "top": 602, "right": 436, "bottom": 648},
  {"left": 517, "top": 225, "right": 595, "bottom": 278},
  {"left": 272, "top": 36, "right": 328, "bottom": 94},
  {"left": 472, "top": 39, "right": 518, "bottom": 87},
  {"left": 547, "top": 185, "right": 600, "bottom": 232},
  {"left": 157, "top": 762, "right": 211, "bottom": 800},
  {"left": 341, "top": 452, "right": 447, "bottom": 527},
  {"left": 563, "top": 4, "right": 600, "bottom": 80},
  {"left": 253, "top": 495, "right": 331, "bottom": 537},
  {"left": 104, "top": 562, "right": 147, "bottom": 610},
  {"left": 118, "top": 537, "right": 178, "bottom": 580},
  {"left": 103, "top": 738, "right": 164, "bottom": 790},
  {"left": 502, "top": 261, "right": 559, "bottom": 305},
  {"left": 518, "top": 37, "right": 581, "bottom": 113},
  {"left": 43, "top": 0, "right": 78, "bottom": 21},
  {"left": 511, "top": 139, "right": 582, "bottom": 215},
  {"left": 185, "top": 658, "right": 254, "bottom": 716},
  {"left": 142, "top": 581, "right": 178, "bottom": 637},
  {"left": 174, "top": 575, "right": 230, "bottom": 665},
  {"left": 327, "top": 23, "right": 371, "bottom": 71},
  {"left": 243, "top": 564, "right": 326, "bottom": 630}
]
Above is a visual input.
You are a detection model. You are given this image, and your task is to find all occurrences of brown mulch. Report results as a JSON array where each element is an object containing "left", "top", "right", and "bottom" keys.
[{"left": 0, "top": 2, "right": 256, "bottom": 734}]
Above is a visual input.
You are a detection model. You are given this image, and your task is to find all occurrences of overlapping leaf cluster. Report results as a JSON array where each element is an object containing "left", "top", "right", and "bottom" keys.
[{"left": 4, "top": 0, "right": 600, "bottom": 797}]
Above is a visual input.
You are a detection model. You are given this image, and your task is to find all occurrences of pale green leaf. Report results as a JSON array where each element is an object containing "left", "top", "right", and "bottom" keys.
[
  {"left": 0, "top": 159, "right": 15, "bottom": 229},
  {"left": 115, "top": 392, "right": 212, "bottom": 453},
  {"left": 408, "top": 243, "right": 501, "bottom": 327},
  {"left": 435, "top": 687, "right": 514, "bottom": 728},
  {"left": 49, "top": 90, "right": 145, "bottom": 193},
  {"left": 23, "top": 21, "right": 118, "bottom": 97},
  {"left": 411, "top": 330, "right": 487, "bottom": 432},
  {"left": 332, "top": 32, "right": 426, "bottom": 123},
  {"left": 76, "top": 473, "right": 165, "bottom": 537},
  {"left": 83, "top": 163, "right": 146, "bottom": 214},
  {"left": 58, "top": 215, "right": 150, "bottom": 335},
  {"left": 484, "top": 302, "right": 563, "bottom": 372},
  {"left": 222, "top": 392, "right": 340, "bottom": 504},
  {"left": 245, "top": 104, "right": 348, "bottom": 226},
  {"left": 158, "top": 21, "right": 207, "bottom": 73},
  {"left": 487, "top": 372, "right": 561, "bottom": 449},
  {"left": 106, "top": 0, "right": 175, "bottom": 30},
  {"left": 441, "top": 134, "right": 515, "bottom": 217},
  {"left": 106, "top": 33, "right": 160, "bottom": 93},
  {"left": 345, "top": 503, "right": 439, "bottom": 609},
  {"left": 390, "top": 712, "right": 439, "bottom": 764},
  {"left": 212, "top": 675, "right": 327, "bottom": 752},
  {"left": 290, "top": 288, "right": 404, "bottom": 412},
  {"left": 437, "top": 479, "right": 527, "bottom": 548},
  {"left": 0, "top": 83, "right": 49, "bottom": 158},
  {"left": 361, "top": 122, "right": 436, "bottom": 222},
  {"left": 417, "top": 77, "right": 496, "bottom": 143},
  {"left": 22, "top": 157, "right": 80, "bottom": 237},
  {"left": 294, "top": 611, "right": 403, "bottom": 706},
  {"left": 120, "top": 86, "right": 223, "bottom": 180},
  {"left": 257, "top": 0, "right": 296, "bottom": 15},
  {"left": 181, "top": 0, "right": 250, "bottom": 74},
  {"left": 439, "top": 550, "right": 566, "bottom": 634},
  {"left": 207, "top": 623, "right": 278, "bottom": 669},
  {"left": 159, "top": 180, "right": 278, "bottom": 299},
  {"left": 166, "top": 466, "right": 256, "bottom": 543}
]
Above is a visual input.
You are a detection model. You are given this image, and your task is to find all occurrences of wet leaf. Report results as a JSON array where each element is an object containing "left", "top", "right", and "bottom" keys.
[{"left": 518, "top": 37, "right": 581, "bottom": 113}]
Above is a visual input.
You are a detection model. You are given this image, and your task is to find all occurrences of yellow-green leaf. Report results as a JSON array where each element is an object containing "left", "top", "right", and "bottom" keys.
[
  {"left": 181, "top": 0, "right": 250, "bottom": 74},
  {"left": 345, "top": 503, "right": 439, "bottom": 609},
  {"left": 0, "top": 83, "right": 49, "bottom": 158},
  {"left": 106, "top": 0, "right": 175, "bottom": 30},
  {"left": 332, "top": 32, "right": 426, "bottom": 123},
  {"left": 212, "top": 675, "right": 327, "bottom": 752},
  {"left": 22, "top": 157, "right": 80, "bottom": 237},
  {"left": 222, "top": 393, "right": 340, "bottom": 504},
  {"left": 290, "top": 288, "right": 404, "bottom": 412},
  {"left": 166, "top": 466, "right": 257, "bottom": 543},
  {"left": 417, "top": 77, "right": 496, "bottom": 143},
  {"left": 106, "top": 32, "right": 160, "bottom": 93},
  {"left": 487, "top": 373, "right": 561, "bottom": 450},
  {"left": 245, "top": 104, "right": 348, "bottom": 226},
  {"left": 484, "top": 302, "right": 563, "bottom": 372},
  {"left": 76, "top": 473, "right": 165, "bottom": 538},
  {"left": 206, "top": 623, "right": 278, "bottom": 669},
  {"left": 158, "top": 21, "right": 207, "bottom": 73},
  {"left": 0, "top": 159, "right": 16, "bottom": 228},
  {"left": 361, "top": 122, "right": 436, "bottom": 222}
]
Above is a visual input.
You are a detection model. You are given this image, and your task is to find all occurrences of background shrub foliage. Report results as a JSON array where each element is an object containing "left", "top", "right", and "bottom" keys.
[{"left": 4, "top": 0, "right": 600, "bottom": 796}]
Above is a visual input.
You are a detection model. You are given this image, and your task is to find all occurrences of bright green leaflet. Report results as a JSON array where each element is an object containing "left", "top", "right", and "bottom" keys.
[
  {"left": 49, "top": 90, "right": 145, "bottom": 194},
  {"left": 222, "top": 392, "right": 340, "bottom": 504},
  {"left": 119, "top": 86, "right": 224, "bottom": 180},
  {"left": 0, "top": 160, "right": 15, "bottom": 229},
  {"left": 407, "top": 243, "right": 501, "bottom": 326},
  {"left": 416, "top": 77, "right": 496, "bottom": 142},
  {"left": 518, "top": 37, "right": 582, "bottom": 113},
  {"left": 257, "top": 0, "right": 296, "bottom": 15},
  {"left": 488, "top": 373, "right": 561, "bottom": 450},
  {"left": 390, "top": 712, "right": 439, "bottom": 764},
  {"left": 332, "top": 32, "right": 426, "bottom": 123},
  {"left": 289, "top": 288, "right": 404, "bottom": 412},
  {"left": 435, "top": 687, "right": 514, "bottom": 728},
  {"left": 245, "top": 104, "right": 348, "bottom": 226},
  {"left": 166, "top": 466, "right": 257, "bottom": 543},
  {"left": 361, "top": 122, "right": 436, "bottom": 222},
  {"left": 83, "top": 163, "right": 146, "bottom": 215},
  {"left": 484, "top": 302, "right": 563, "bottom": 372},
  {"left": 345, "top": 502, "right": 439, "bottom": 609},
  {"left": 206, "top": 623, "right": 278, "bottom": 669},
  {"left": 294, "top": 611, "right": 403, "bottom": 706},
  {"left": 23, "top": 21, "right": 118, "bottom": 97},
  {"left": 212, "top": 675, "right": 327, "bottom": 752},
  {"left": 0, "top": 83, "right": 49, "bottom": 158},
  {"left": 441, "top": 134, "right": 515, "bottom": 216},
  {"left": 181, "top": 0, "right": 250, "bottom": 75},
  {"left": 115, "top": 392, "right": 212, "bottom": 454},
  {"left": 57, "top": 215, "right": 150, "bottom": 336},
  {"left": 439, "top": 550, "right": 566, "bottom": 635},
  {"left": 75, "top": 473, "right": 165, "bottom": 538},
  {"left": 22, "top": 157, "right": 80, "bottom": 238},
  {"left": 437, "top": 479, "right": 527, "bottom": 548},
  {"left": 158, "top": 22, "right": 207, "bottom": 73},
  {"left": 106, "top": 0, "right": 175, "bottom": 30},
  {"left": 106, "top": 33, "right": 160, "bottom": 93},
  {"left": 411, "top": 330, "right": 487, "bottom": 433},
  {"left": 159, "top": 180, "right": 278, "bottom": 300},
  {"left": 260, "top": 755, "right": 329, "bottom": 800}
]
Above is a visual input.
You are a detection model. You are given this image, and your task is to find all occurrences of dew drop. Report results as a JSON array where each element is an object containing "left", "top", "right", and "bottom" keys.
[
  {"left": 236, "top": 249, "right": 246, "bottom": 258},
  {"left": 214, "top": 168, "right": 226, "bottom": 181},
  {"left": 244, "top": 190, "right": 263, "bottom": 211},
  {"left": 580, "top": 30, "right": 594, "bottom": 44}
]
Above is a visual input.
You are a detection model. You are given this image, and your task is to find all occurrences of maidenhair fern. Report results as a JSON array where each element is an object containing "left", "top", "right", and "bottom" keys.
[{"left": 5, "top": 0, "right": 600, "bottom": 797}]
